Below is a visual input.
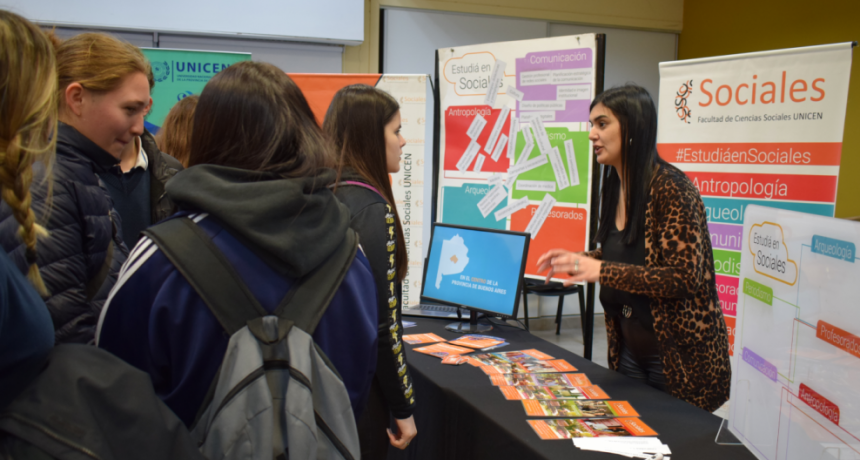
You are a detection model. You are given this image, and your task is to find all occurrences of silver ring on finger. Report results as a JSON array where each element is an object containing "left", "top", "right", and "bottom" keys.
[{"left": 574, "top": 259, "right": 580, "bottom": 274}]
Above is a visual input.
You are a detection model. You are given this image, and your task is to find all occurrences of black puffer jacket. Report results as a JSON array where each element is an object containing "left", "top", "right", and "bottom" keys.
[{"left": 0, "top": 123, "right": 128, "bottom": 344}]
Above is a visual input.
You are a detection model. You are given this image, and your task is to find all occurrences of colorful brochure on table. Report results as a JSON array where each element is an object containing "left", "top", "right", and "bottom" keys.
[
  {"left": 499, "top": 385, "right": 610, "bottom": 401},
  {"left": 413, "top": 342, "right": 473, "bottom": 358},
  {"left": 527, "top": 418, "right": 658, "bottom": 439},
  {"left": 489, "top": 372, "right": 591, "bottom": 387},
  {"left": 522, "top": 400, "right": 639, "bottom": 418},
  {"left": 480, "top": 359, "right": 576, "bottom": 375},
  {"left": 402, "top": 333, "right": 446, "bottom": 345},
  {"left": 447, "top": 334, "right": 506, "bottom": 349},
  {"left": 466, "top": 349, "right": 555, "bottom": 366}
]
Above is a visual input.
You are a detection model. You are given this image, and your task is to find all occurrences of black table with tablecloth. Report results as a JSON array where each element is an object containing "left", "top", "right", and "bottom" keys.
[{"left": 386, "top": 316, "right": 753, "bottom": 460}]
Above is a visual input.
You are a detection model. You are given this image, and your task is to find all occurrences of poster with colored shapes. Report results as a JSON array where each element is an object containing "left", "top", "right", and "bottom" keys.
[
  {"left": 657, "top": 43, "right": 852, "bottom": 359},
  {"left": 436, "top": 36, "right": 598, "bottom": 280},
  {"left": 730, "top": 204, "right": 860, "bottom": 460},
  {"left": 522, "top": 400, "right": 639, "bottom": 418},
  {"left": 141, "top": 48, "right": 250, "bottom": 132},
  {"left": 528, "top": 418, "right": 657, "bottom": 440}
]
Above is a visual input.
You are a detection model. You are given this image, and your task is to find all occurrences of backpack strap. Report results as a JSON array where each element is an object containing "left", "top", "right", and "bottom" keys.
[
  {"left": 273, "top": 228, "right": 358, "bottom": 334},
  {"left": 143, "top": 217, "right": 266, "bottom": 335}
]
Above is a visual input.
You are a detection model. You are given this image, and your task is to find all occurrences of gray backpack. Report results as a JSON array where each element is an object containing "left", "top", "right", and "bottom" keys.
[{"left": 144, "top": 217, "right": 361, "bottom": 460}]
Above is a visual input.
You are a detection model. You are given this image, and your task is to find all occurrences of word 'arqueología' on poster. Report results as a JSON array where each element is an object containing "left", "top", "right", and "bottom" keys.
[{"left": 436, "top": 35, "right": 598, "bottom": 280}]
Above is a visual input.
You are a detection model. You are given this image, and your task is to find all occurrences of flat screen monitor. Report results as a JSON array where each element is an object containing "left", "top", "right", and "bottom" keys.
[{"left": 421, "top": 223, "right": 529, "bottom": 330}]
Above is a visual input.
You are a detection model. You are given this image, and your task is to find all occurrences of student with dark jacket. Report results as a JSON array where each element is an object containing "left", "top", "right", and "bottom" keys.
[
  {"left": 0, "top": 32, "right": 156, "bottom": 344},
  {"left": 99, "top": 128, "right": 182, "bottom": 247},
  {"left": 324, "top": 84, "right": 417, "bottom": 457},
  {"left": 96, "top": 62, "right": 379, "bottom": 427}
]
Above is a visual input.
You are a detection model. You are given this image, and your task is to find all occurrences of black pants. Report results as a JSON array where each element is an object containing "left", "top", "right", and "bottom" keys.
[
  {"left": 358, "top": 377, "right": 391, "bottom": 460},
  {"left": 616, "top": 316, "right": 667, "bottom": 393}
]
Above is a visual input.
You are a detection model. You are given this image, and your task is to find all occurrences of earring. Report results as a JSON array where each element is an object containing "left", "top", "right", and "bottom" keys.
[{"left": 629, "top": 138, "right": 633, "bottom": 145}]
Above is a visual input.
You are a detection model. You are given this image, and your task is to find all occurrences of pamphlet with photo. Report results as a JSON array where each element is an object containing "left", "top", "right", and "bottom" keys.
[
  {"left": 527, "top": 418, "right": 658, "bottom": 440},
  {"left": 480, "top": 359, "right": 576, "bottom": 375},
  {"left": 499, "top": 385, "right": 610, "bottom": 401},
  {"left": 522, "top": 400, "right": 638, "bottom": 417},
  {"left": 489, "top": 372, "right": 591, "bottom": 387}
]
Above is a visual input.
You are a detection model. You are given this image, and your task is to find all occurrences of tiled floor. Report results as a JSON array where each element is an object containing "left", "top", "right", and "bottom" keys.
[{"left": 530, "top": 314, "right": 730, "bottom": 419}]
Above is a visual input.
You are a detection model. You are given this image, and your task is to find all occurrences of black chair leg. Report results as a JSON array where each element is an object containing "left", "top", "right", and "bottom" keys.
[
  {"left": 522, "top": 286, "right": 530, "bottom": 331},
  {"left": 555, "top": 294, "right": 564, "bottom": 335},
  {"left": 579, "top": 286, "right": 591, "bottom": 360}
]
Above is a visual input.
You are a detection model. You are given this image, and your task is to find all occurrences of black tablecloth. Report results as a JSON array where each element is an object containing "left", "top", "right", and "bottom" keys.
[{"left": 387, "top": 317, "right": 754, "bottom": 460}]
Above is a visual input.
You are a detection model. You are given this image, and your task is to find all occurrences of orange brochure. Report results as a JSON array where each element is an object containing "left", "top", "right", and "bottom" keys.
[
  {"left": 447, "top": 334, "right": 506, "bottom": 349},
  {"left": 402, "top": 333, "right": 446, "bottom": 345},
  {"left": 499, "top": 385, "right": 610, "bottom": 401},
  {"left": 489, "top": 373, "right": 591, "bottom": 387},
  {"left": 522, "top": 400, "right": 639, "bottom": 417},
  {"left": 527, "top": 418, "right": 657, "bottom": 440},
  {"left": 467, "top": 349, "right": 556, "bottom": 367},
  {"left": 480, "top": 359, "right": 577, "bottom": 375},
  {"left": 413, "top": 342, "right": 473, "bottom": 359}
]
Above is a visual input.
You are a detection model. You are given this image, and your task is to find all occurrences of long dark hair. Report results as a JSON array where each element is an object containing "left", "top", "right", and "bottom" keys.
[
  {"left": 189, "top": 61, "right": 332, "bottom": 176},
  {"left": 592, "top": 85, "right": 667, "bottom": 245},
  {"left": 323, "top": 84, "right": 407, "bottom": 282}
]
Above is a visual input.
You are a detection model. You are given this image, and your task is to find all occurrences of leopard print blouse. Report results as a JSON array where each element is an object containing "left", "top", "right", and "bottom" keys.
[{"left": 586, "top": 164, "right": 731, "bottom": 412}]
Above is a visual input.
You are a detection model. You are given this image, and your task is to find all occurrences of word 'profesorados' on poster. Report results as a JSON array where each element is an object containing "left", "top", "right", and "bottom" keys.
[{"left": 436, "top": 36, "right": 598, "bottom": 280}]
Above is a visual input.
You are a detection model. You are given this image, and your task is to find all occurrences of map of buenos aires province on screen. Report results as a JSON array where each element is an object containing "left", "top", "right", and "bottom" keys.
[{"left": 436, "top": 234, "right": 470, "bottom": 289}]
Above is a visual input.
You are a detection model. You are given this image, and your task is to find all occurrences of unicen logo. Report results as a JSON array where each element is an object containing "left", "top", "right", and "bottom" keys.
[
  {"left": 153, "top": 61, "right": 170, "bottom": 83},
  {"left": 177, "top": 91, "right": 193, "bottom": 102},
  {"left": 675, "top": 80, "right": 693, "bottom": 124}
]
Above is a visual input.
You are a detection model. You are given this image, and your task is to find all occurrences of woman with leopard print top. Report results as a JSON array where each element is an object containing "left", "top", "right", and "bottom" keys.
[{"left": 537, "top": 85, "right": 730, "bottom": 412}]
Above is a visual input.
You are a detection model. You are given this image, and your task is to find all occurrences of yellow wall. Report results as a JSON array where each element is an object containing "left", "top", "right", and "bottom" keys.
[
  {"left": 343, "top": 0, "right": 684, "bottom": 73},
  {"left": 679, "top": 0, "right": 860, "bottom": 218}
]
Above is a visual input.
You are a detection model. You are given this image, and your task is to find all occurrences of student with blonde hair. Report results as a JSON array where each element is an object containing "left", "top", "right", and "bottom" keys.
[
  {"left": 0, "top": 9, "right": 56, "bottom": 410},
  {"left": 0, "top": 31, "right": 153, "bottom": 343}
]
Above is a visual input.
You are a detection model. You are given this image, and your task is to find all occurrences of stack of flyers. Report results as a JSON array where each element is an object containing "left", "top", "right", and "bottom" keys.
[
  {"left": 413, "top": 342, "right": 473, "bottom": 359},
  {"left": 499, "top": 385, "right": 610, "bottom": 401},
  {"left": 441, "top": 355, "right": 469, "bottom": 365},
  {"left": 522, "top": 400, "right": 639, "bottom": 418},
  {"left": 402, "top": 333, "right": 446, "bottom": 345},
  {"left": 479, "top": 359, "right": 576, "bottom": 375},
  {"left": 527, "top": 418, "right": 658, "bottom": 439},
  {"left": 466, "top": 349, "right": 555, "bottom": 366},
  {"left": 489, "top": 373, "right": 591, "bottom": 387},
  {"left": 447, "top": 334, "right": 506, "bottom": 349}
]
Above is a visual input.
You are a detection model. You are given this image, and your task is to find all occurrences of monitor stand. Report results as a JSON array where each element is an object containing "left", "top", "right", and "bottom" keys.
[{"left": 445, "top": 310, "right": 493, "bottom": 333}]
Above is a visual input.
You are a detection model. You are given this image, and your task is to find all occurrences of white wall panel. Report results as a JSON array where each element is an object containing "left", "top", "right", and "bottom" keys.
[
  {"left": 382, "top": 8, "right": 548, "bottom": 76},
  {"left": 548, "top": 23, "right": 677, "bottom": 101}
]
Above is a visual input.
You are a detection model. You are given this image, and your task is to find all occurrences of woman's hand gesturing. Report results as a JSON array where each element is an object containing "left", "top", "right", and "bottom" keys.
[{"left": 536, "top": 249, "right": 602, "bottom": 286}]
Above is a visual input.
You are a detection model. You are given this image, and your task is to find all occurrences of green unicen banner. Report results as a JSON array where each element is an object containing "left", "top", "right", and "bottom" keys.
[{"left": 141, "top": 48, "right": 251, "bottom": 132}]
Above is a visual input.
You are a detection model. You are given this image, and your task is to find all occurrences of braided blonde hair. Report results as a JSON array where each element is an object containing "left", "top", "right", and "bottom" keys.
[{"left": 0, "top": 10, "right": 58, "bottom": 295}]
